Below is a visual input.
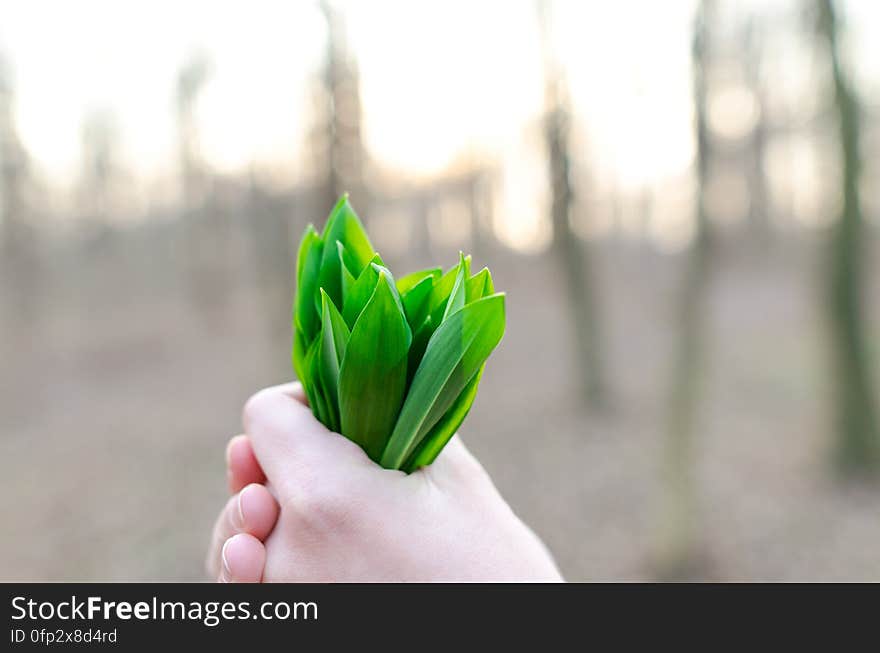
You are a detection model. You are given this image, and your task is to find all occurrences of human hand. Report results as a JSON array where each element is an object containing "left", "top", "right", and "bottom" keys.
[{"left": 208, "top": 382, "right": 562, "bottom": 582}]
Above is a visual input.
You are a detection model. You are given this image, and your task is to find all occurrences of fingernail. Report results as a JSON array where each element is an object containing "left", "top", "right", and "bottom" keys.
[
  {"left": 220, "top": 538, "right": 232, "bottom": 582},
  {"left": 236, "top": 489, "right": 246, "bottom": 529}
]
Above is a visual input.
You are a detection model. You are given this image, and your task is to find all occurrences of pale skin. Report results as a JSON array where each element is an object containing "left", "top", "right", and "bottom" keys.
[{"left": 206, "top": 382, "right": 562, "bottom": 582}]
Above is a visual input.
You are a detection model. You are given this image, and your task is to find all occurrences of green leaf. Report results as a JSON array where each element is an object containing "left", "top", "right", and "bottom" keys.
[
  {"left": 339, "top": 271, "right": 412, "bottom": 462},
  {"left": 295, "top": 231, "right": 324, "bottom": 344},
  {"left": 428, "top": 255, "right": 471, "bottom": 326},
  {"left": 342, "top": 259, "right": 382, "bottom": 328},
  {"left": 337, "top": 241, "right": 359, "bottom": 306},
  {"left": 402, "top": 364, "right": 484, "bottom": 472},
  {"left": 442, "top": 253, "right": 468, "bottom": 321},
  {"left": 292, "top": 316, "right": 309, "bottom": 383},
  {"left": 400, "top": 274, "right": 435, "bottom": 332},
  {"left": 465, "top": 267, "right": 494, "bottom": 303},
  {"left": 404, "top": 257, "right": 472, "bottom": 386},
  {"left": 297, "top": 224, "right": 319, "bottom": 287},
  {"left": 321, "top": 289, "right": 350, "bottom": 362},
  {"left": 312, "top": 369, "right": 338, "bottom": 431},
  {"left": 317, "top": 289, "right": 350, "bottom": 430},
  {"left": 380, "top": 292, "right": 505, "bottom": 469},
  {"left": 303, "top": 336, "right": 332, "bottom": 429},
  {"left": 429, "top": 261, "right": 460, "bottom": 312},
  {"left": 406, "top": 315, "right": 434, "bottom": 385},
  {"left": 321, "top": 194, "right": 375, "bottom": 262},
  {"left": 294, "top": 197, "right": 505, "bottom": 471},
  {"left": 337, "top": 239, "right": 363, "bottom": 276},
  {"left": 396, "top": 267, "right": 441, "bottom": 295},
  {"left": 318, "top": 195, "right": 375, "bottom": 309}
]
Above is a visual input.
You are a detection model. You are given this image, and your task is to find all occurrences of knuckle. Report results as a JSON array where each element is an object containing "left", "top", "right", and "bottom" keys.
[
  {"left": 242, "top": 386, "right": 277, "bottom": 432},
  {"left": 288, "top": 475, "right": 356, "bottom": 533},
  {"left": 460, "top": 455, "right": 490, "bottom": 487},
  {"left": 449, "top": 442, "right": 491, "bottom": 487}
]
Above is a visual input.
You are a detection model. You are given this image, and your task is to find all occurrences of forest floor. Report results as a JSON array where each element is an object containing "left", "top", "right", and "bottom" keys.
[{"left": 2, "top": 232, "right": 880, "bottom": 581}]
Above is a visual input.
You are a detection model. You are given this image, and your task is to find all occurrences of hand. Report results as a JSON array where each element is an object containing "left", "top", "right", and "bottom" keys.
[
  {"left": 208, "top": 382, "right": 562, "bottom": 582},
  {"left": 205, "top": 434, "right": 279, "bottom": 583}
]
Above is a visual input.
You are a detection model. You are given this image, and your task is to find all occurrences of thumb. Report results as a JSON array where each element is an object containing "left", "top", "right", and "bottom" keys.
[{"left": 242, "top": 382, "right": 377, "bottom": 498}]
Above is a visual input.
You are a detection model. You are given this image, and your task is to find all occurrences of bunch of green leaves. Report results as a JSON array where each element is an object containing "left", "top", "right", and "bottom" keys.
[{"left": 292, "top": 194, "right": 505, "bottom": 472}]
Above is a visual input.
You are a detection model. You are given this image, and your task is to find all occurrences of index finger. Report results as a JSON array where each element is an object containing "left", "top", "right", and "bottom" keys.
[{"left": 241, "top": 382, "right": 373, "bottom": 495}]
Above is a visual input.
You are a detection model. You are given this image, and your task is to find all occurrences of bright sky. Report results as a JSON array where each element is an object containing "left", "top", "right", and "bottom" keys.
[
  {"left": 0, "top": 0, "right": 326, "bottom": 182},
  {"left": 0, "top": 0, "right": 700, "bottom": 185},
  {"left": 1, "top": 0, "right": 878, "bottom": 249}
]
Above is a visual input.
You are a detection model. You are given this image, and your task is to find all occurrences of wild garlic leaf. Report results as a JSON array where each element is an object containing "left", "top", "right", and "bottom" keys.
[
  {"left": 337, "top": 241, "right": 360, "bottom": 305},
  {"left": 303, "top": 336, "right": 332, "bottom": 429},
  {"left": 292, "top": 315, "right": 309, "bottom": 383},
  {"left": 406, "top": 315, "right": 434, "bottom": 385},
  {"left": 339, "top": 272, "right": 412, "bottom": 462},
  {"left": 297, "top": 224, "right": 319, "bottom": 285},
  {"left": 442, "top": 252, "right": 469, "bottom": 321},
  {"left": 465, "top": 267, "right": 494, "bottom": 303},
  {"left": 293, "top": 195, "right": 505, "bottom": 471},
  {"left": 401, "top": 364, "right": 484, "bottom": 473},
  {"left": 296, "top": 231, "right": 324, "bottom": 344},
  {"left": 428, "top": 255, "right": 471, "bottom": 326},
  {"left": 318, "top": 196, "right": 374, "bottom": 309},
  {"left": 428, "top": 261, "right": 460, "bottom": 314},
  {"left": 318, "top": 288, "right": 350, "bottom": 424},
  {"left": 342, "top": 258, "right": 383, "bottom": 328},
  {"left": 396, "top": 267, "right": 441, "bottom": 295},
  {"left": 380, "top": 293, "right": 505, "bottom": 469},
  {"left": 401, "top": 274, "right": 435, "bottom": 332}
]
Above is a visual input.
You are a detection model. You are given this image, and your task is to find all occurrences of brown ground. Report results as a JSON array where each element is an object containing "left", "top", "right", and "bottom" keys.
[{"left": 2, "top": 229, "right": 879, "bottom": 581}]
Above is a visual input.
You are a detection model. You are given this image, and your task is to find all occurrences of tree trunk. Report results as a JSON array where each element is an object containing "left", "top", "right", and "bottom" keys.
[
  {"left": 657, "top": 0, "right": 714, "bottom": 578},
  {"left": 817, "top": 0, "right": 880, "bottom": 475},
  {"left": 744, "top": 18, "right": 771, "bottom": 244},
  {"left": 545, "top": 104, "right": 605, "bottom": 407},
  {"left": 537, "top": 0, "right": 605, "bottom": 408}
]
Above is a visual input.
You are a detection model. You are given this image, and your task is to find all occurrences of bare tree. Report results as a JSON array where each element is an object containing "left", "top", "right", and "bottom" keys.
[
  {"left": 78, "top": 109, "right": 123, "bottom": 222},
  {"left": 743, "top": 16, "right": 771, "bottom": 243},
  {"left": 657, "top": 0, "right": 715, "bottom": 578},
  {"left": 313, "top": 0, "right": 366, "bottom": 213},
  {"left": 174, "top": 52, "right": 229, "bottom": 324},
  {"left": 0, "top": 54, "right": 24, "bottom": 244},
  {"left": 537, "top": 0, "right": 606, "bottom": 408},
  {"left": 0, "top": 52, "right": 37, "bottom": 321},
  {"left": 176, "top": 52, "right": 212, "bottom": 208},
  {"left": 247, "top": 170, "right": 295, "bottom": 347},
  {"left": 816, "top": 0, "right": 879, "bottom": 474}
]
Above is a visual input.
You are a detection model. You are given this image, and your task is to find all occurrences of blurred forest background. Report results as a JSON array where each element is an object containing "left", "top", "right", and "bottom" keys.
[{"left": 2, "top": 0, "right": 880, "bottom": 581}]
